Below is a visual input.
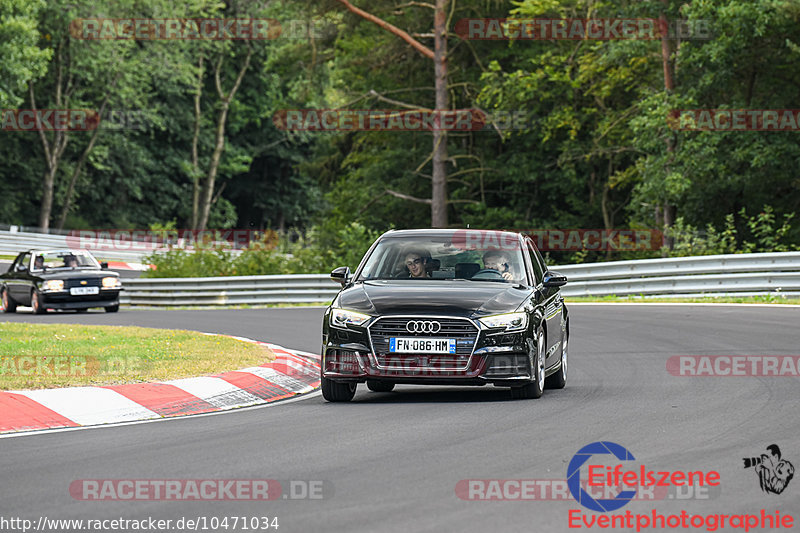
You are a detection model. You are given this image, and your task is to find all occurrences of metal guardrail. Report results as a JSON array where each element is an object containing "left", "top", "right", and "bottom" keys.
[
  {"left": 0, "top": 229, "right": 152, "bottom": 262},
  {"left": 118, "top": 252, "right": 800, "bottom": 306},
  {"left": 121, "top": 274, "right": 339, "bottom": 306},
  {"left": 555, "top": 252, "right": 800, "bottom": 298}
]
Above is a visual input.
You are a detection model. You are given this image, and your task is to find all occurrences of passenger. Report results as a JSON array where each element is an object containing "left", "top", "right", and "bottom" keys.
[
  {"left": 403, "top": 251, "right": 430, "bottom": 279},
  {"left": 483, "top": 250, "right": 516, "bottom": 281},
  {"left": 64, "top": 255, "right": 78, "bottom": 268},
  {"left": 33, "top": 256, "right": 44, "bottom": 270}
]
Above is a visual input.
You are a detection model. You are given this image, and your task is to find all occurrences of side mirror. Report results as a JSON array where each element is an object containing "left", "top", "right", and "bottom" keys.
[
  {"left": 100, "top": 262, "right": 109, "bottom": 269},
  {"left": 330, "top": 266, "right": 351, "bottom": 286},
  {"left": 543, "top": 270, "right": 567, "bottom": 288},
  {"left": 15, "top": 264, "right": 27, "bottom": 272}
]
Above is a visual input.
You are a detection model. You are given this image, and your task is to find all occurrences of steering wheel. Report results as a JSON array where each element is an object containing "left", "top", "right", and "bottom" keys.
[{"left": 471, "top": 268, "right": 504, "bottom": 280}]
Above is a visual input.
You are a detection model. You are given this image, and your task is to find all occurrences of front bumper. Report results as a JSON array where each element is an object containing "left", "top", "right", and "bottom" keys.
[
  {"left": 41, "top": 290, "right": 121, "bottom": 309},
  {"left": 322, "top": 318, "right": 532, "bottom": 386}
]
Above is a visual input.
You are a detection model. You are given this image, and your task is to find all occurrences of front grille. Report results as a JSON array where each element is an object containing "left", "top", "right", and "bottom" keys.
[
  {"left": 368, "top": 317, "right": 478, "bottom": 369},
  {"left": 64, "top": 278, "right": 101, "bottom": 289}
]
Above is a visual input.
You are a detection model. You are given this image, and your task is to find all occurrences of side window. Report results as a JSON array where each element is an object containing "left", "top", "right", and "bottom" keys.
[{"left": 526, "top": 241, "right": 545, "bottom": 284}]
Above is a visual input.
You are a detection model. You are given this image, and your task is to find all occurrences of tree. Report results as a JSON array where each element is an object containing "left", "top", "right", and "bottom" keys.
[{"left": 336, "top": 0, "right": 449, "bottom": 227}]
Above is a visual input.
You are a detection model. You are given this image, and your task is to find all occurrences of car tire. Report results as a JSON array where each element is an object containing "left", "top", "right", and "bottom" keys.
[
  {"left": 31, "top": 290, "right": 46, "bottom": 314},
  {"left": 77, "top": 308, "right": 89, "bottom": 313},
  {"left": 321, "top": 377, "right": 357, "bottom": 402},
  {"left": 366, "top": 380, "right": 395, "bottom": 392},
  {"left": 511, "top": 329, "right": 545, "bottom": 400},
  {"left": 545, "top": 328, "right": 567, "bottom": 390},
  {"left": 1, "top": 289, "right": 17, "bottom": 313},
  {"left": 105, "top": 304, "right": 120, "bottom": 313}
]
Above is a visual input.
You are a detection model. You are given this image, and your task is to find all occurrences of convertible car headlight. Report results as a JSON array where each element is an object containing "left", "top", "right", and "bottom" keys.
[
  {"left": 330, "top": 308, "right": 371, "bottom": 328},
  {"left": 478, "top": 312, "right": 528, "bottom": 332},
  {"left": 41, "top": 280, "right": 64, "bottom": 291},
  {"left": 102, "top": 277, "right": 121, "bottom": 289}
]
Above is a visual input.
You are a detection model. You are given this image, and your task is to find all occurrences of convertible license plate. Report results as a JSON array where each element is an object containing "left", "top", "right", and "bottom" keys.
[
  {"left": 69, "top": 286, "right": 99, "bottom": 295},
  {"left": 389, "top": 337, "right": 456, "bottom": 354}
]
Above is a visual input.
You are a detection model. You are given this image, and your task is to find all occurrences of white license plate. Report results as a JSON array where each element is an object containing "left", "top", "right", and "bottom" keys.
[
  {"left": 389, "top": 337, "right": 456, "bottom": 354},
  {"left": 70, "top": 286, "right": 99, "bottom": 295}
]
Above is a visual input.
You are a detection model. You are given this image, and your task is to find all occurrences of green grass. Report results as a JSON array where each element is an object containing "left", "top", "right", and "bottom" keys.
[
  {"left": 0, "top": 323, "right": 274, "bottom": 390},
  {"left": 565, "top": 295, "right": 800, "bottom": 304}
]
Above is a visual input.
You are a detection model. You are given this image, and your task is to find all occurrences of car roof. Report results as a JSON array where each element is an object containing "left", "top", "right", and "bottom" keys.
[
  {"left": 25, "top": 249, "right": 93, "bottom": 255},
  {"left": 379, "top": 228, "right": 523, "bottom": 239}
]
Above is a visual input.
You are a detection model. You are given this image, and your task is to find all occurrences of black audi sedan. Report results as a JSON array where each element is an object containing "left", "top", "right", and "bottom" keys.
[
  {"left": 1, "top": 249, "right": 122, "bottom": 314},
  {"left": 321, "top": 229, "right": 569, "bottom": 401}
]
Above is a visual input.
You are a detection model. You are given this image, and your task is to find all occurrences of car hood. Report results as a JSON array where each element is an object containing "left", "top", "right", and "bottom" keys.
[
  {"left": 336, "top": 280, "right": 530, "bottom": 317},
  {"left": 36, "top": 269, "right": 117, "bottom": 279}
]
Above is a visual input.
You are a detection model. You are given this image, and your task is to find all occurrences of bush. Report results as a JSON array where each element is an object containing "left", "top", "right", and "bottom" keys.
[
  {"left": 143, "top": 222, "right": 383, "bottom": 278},
  {"left": 665, "top": 206, "right": 797, "bottom": 257}
]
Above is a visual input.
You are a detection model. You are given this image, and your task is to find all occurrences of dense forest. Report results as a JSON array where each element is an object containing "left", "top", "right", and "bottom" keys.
[{"left": 1, "top": 0, "right": 799, "bottom": 270}]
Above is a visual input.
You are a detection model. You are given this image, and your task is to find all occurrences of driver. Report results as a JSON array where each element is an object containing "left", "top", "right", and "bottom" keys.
[
  {"left": 483, "top": 250, "right": 516, "bottom": 281},
  {"left": 403, "top": 251, "right": 431, "bottom": 279},
  {"left": 64, "top": 254, "right": 78, "bottom": 268},
  {"left": 33, "top": 256, "right": 44, "bottom": 270}
]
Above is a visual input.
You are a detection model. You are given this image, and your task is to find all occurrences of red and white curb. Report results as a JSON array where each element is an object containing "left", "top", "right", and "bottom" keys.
[
  {"left": 0, "top": 337, "right": 320, "bottom": 434},
  {"left": 104, "top": 261, "right": 152, "bottom": 271}
]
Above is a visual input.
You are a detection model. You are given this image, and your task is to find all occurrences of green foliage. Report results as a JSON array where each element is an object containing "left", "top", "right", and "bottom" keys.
[
  {"left": 0, "top": 0, "right": 51, "bottom": 108},
  {"left": 143, "top": 221, "right": 382, "bottom": 277},
  {"left": 666, "top": 206, "right": 798, "bottom": 256}
]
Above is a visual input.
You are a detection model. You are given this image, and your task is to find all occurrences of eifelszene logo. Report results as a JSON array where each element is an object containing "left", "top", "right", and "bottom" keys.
[{"left": 743, "top": 444, "right": 794, "bottom": 495}]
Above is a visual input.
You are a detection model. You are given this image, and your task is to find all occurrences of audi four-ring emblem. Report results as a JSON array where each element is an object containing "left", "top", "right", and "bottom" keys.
[{"left": 406, "top": 320, "right": 441, "bottom": 333}]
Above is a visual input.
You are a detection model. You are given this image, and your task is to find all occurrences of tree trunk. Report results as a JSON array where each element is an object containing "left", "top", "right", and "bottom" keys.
[
  {"left": 335, "top": 0, "right": 445, "bottom": 227},
  {"left": 196, "top": 49, "right": 251, "bottom": 230},
  {"left": 197, "top": 104, "right": 229, "bottom": 230},
  {"left": 431, "top": 0, "right": 449, "bottom": 228},
  {"left": 659, "top": 3, "right": 676, "bottom": 254},
  {"left": 191, "top": 56, "right": 204, "bottom": 230}
]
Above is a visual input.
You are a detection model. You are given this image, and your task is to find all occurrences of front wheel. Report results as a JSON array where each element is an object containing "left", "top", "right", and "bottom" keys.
[
  {"left": 510, "top": 329, "right": 545, "bottom": 400},
  {"left": 31, "top": 290, "right": 46, "bottom": 314},
  {"left": 105, "top": 304, "right": 120, "bottom": 313},
  {"left": 366, "top": 380, "right": 395, "bottom": 392},
  {"left": 545, "top": 328, "right": 567, "bottom": 389},
  {"left": 1, "top": 289, "right": 17, "bottom": 313},
  {"left": 321, "top": 377, "right": 356, "bottom": 402}
]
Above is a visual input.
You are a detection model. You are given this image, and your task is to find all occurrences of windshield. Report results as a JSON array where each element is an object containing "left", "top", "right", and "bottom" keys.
[
  {"left": 32, "top": 250, "right": 100, "bottom": 271},
  {"left": 356, "top": 234, "right": 527, "bottom": 283}
]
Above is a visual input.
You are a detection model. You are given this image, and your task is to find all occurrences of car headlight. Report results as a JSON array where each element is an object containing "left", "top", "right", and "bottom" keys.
[
  {"left": 41, "top": 280, "right": 64, "bottom": 291},
  {"left": 330, "top": 308, "right": 371, "bottom": 328},
  {"left": 102, "top": 277, "right": 121, "bottom": 289},
  {"left": 478, "top": 312, "right": 528, "bottom": 332}
]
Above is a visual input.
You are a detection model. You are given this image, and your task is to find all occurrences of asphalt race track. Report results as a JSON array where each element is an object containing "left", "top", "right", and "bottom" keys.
[{"left": 2, "top": 304, "right": 799, "bottom": 532}]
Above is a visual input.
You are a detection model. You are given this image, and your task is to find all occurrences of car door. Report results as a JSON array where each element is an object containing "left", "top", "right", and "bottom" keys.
[
  {"left": 7, "top": 253, "right": 32, "bottom": 303},
  {"left": 526, "top": 240, "right": 564, "bottom": 367}
]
